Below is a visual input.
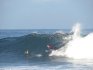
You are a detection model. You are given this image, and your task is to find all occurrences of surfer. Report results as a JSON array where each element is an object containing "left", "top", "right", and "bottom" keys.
[
  {"left": 25, "top": 49, "right": 29, "bottom": 55},
  {"left": 46, "top": 44, "right": 53, "bottom": 53},
  {"left": 24, "top": 49, "right": 31, "bottom": 62},
  {"left": 24, "top": 49, "right": 31, "bottom": 58},
  {"left": 47, "top": 44, "right": 58, "bottom": 50},
  {"left": 47, "top": 44, "right": 53, "bottom": 49}
]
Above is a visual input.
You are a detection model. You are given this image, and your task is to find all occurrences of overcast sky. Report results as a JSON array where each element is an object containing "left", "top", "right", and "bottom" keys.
[{"left": 0, "top": 0, "right": 93, "bottom": 29}]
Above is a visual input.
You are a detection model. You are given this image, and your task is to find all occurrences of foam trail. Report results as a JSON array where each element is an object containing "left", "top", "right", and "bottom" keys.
[{"left": 50, "top": 23, "right": 93, "bottom": 59}]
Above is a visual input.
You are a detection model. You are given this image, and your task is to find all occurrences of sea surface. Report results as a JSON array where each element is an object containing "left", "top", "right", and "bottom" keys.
[{"left": 0, "top": 29, "right": 93, "bottom": 70}]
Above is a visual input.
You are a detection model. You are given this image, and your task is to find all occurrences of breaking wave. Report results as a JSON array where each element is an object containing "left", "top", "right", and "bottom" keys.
[
  {"left": 0, "top": 23, "right": 93, "bottom": 62},
  {"left": 50, "top": 23, "right": 93, "bottom": 59},
  {"left": 0, "top": 32, "right": 69, "bottom": 62}
]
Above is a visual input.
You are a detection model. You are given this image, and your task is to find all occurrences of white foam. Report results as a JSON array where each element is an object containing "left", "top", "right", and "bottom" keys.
[
  {"left": 54, "top": 30, "right": 64, "bottom": 34},
  {"left": 65, "top": 33, "right": 93, "bottom": 59},
  {"left": 50, "top": 23, "right": 93, "bottom": 59},
  {"left": 0, "top": 65, "right": 63, "bottom": 70}
]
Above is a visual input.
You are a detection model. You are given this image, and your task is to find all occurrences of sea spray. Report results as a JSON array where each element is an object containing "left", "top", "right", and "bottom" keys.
[
  {"left": 71, "top": 23, "right": 81, "bottom": 39},
  {"left": 50, "top": 23, "right": 93, "bottom": 59},
  {"left": 65, "top": 32, "right": 93, "bottom": 59}
]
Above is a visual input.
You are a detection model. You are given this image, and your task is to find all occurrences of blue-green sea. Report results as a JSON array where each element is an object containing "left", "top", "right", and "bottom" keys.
[{"left": 0, "top": 29, "right": 93, "bottom": 70}]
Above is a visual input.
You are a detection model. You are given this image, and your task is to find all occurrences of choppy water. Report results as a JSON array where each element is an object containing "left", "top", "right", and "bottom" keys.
[
  {"left": 0, "top": 29, "right": 93, "bottom": 70},
  {"left": 0, "top": 58, "right": 93, "bottom": 70}
]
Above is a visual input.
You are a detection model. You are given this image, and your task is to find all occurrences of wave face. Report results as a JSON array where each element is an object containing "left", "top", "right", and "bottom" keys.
[
  {"left": 0, "top": 33, "right": 69, "bottom": 62},
  {"left": 50, "top": 23, "right": 93, "bottom": 59}
]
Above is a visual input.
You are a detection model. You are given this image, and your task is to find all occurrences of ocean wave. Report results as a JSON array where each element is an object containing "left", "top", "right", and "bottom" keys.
[{"left": 0, "top": 33, "right": 69, "bottom": 62}]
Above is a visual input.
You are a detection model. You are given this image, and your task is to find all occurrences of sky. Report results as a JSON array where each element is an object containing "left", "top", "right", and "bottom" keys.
[{"left": 0, "top": 0, "right": 93, "bottom": 29}]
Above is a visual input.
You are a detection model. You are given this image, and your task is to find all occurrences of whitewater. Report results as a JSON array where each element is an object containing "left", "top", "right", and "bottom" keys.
[{"left": 50, "top": 23, "right": 93, "bottom": 59}]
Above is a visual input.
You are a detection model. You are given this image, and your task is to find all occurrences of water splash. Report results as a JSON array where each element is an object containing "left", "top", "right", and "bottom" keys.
[
  {"left": 65, "top": 33, "right": 93, "bottom": 59},
  {"left": 71, "top": 23, "right": 81, "bottom": 39},
  {"left": 50, "top": 23, "right": 93, "bottom": 59}
]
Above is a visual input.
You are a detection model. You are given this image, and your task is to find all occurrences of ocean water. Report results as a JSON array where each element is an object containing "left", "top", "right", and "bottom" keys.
[{"left": 0, "top": 28, "right": 93, "bottom": 70}]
